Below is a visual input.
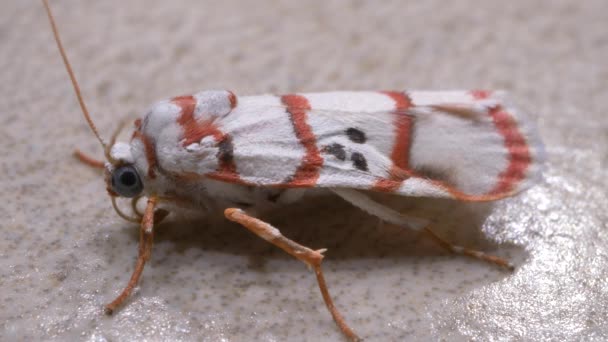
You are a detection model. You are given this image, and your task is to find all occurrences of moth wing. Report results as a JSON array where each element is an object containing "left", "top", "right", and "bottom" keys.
[
  {"left": 159, "top": 91, "right": 543, "bottom": 202},
  {"left": 300, "top": 92, "right": 544, "bottom": 201}
]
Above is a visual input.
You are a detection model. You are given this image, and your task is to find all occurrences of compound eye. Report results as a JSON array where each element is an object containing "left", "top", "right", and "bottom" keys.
[{"left": 111, "top": 165, "right": 143, "bottom": 198}]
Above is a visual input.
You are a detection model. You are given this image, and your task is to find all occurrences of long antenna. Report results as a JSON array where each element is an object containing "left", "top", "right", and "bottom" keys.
[{"left": 42, "top": 0, "right": 107, "bottom": 149}]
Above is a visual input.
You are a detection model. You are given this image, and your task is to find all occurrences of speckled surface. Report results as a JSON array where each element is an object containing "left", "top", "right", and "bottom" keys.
[{"left": 1, "top": 1, "right": 607, "bottom": 341}]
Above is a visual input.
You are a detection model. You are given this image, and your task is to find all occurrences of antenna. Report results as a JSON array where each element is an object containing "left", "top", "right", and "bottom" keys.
[{"left": 42, "top": 0, "right": 107, "bottom": 149}]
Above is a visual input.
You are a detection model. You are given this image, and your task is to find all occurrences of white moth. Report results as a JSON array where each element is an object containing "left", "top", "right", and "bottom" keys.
[{"left": 43, "top": 1, "right": 544, "bottom": 341}]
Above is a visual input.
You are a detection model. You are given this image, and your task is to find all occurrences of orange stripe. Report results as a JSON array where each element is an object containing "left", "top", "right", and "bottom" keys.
[
  {"left": 427, "top": 92, "right": 531, "bottom": 201},
  {"left": 174, "top": 95, "right": 223, "bottom": 146},
  {"left": 413, "top": 123, "right": 530, "bottom": 202},
  {"left": 373, "top": 91, "right": 413, "bottom": 192},
  {"left": 470, "top": 89, "right": 491, "bottom": 100},
  {"left": 469, "top": 90, "right": 532, "bottom": 197},
  {"left": 132, "top": 130, "right": 157, "bottom": 179},
  {"left": 281, "top": 94, "right": 323, "bottom": 187},
  {"left": 367, "top": 89, "right": 531, "bottom": 201},
  {"left": 173, "top": 95, "right": 241, "bottom": 181},
  {"left": 174, "top": 95, "right": 197, "bottom": 126},
  {"left": 487, "top": 106, "right": 531, "bottom": 195}
]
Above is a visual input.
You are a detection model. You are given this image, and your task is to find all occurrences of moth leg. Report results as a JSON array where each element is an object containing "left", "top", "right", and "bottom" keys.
[
  {"left": 332, "top": 188, "right": 514, "bottom": 270},
  {"left": 224, "top": 208, "right": 361, "bottom": 342},
  {"left": 105, "top": 196, "right": 162, "bottom": 314},
  {"left": 423, "top": 226, "right": 514, "bottom": 270},
  {"left": 74, "top": 149, "right": 104, "bottom": 169}
]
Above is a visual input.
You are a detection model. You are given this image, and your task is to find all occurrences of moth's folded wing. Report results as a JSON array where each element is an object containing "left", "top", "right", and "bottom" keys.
[{"left": 306, "top": 91, "right": 545, "bottom": 201}]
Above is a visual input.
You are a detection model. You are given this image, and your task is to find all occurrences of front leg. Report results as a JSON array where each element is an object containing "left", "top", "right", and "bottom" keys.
[
  {"left": 105, "top": 196, "right": 167, "bottom": 314},
  {"left": 224, "top": 208, "right": 360, "bottom": 342}
]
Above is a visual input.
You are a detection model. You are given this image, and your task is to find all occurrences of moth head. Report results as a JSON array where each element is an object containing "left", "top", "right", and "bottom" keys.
[{"left": 105, "top": 142, "right": 144, "bottom": 198}]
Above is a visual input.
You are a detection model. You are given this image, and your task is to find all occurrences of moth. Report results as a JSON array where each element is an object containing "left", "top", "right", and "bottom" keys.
[{"left": 43, "top": 1, "right": 544, "bottom": 341}]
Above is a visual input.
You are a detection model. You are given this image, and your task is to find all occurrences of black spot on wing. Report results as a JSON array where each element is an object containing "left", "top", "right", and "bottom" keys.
[
  {"left": 217, "top": 136, "right": 234, "bottom": 163},
  {"left": 323, "top": 143, "right": 346, "bottom": 161},
  {"left": 346, "top": 128, "right": 366, "bottom": 143},
  {"left": 351, "top": 152, "right": 368, "bottom": 171}
]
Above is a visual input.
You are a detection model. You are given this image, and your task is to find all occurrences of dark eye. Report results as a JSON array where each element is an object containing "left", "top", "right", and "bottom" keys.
[{"left": 111, "top": 165, "right": 143, "bottom": 198}]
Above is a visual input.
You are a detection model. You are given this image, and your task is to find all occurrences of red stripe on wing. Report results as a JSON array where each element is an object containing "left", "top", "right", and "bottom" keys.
[
  {"left": 487, "top": 106, "right": 531, "bottom": 195},
  {"left": 172, "top": 95, "right": 241, "bottom": 182},
  {"left": 427, "top": 91, "right": 532, "bottom": 201},
  {"left": 369, "top": 89, "right": 532, "bottom": 201},
  {"left": 281, "top": 94, "right": 323, "bottom": 187},
  {"left": 469, "top": 90, "right": 532, "bottom": 197},
  {"left": 425, "top": 108, "right": 532, "bottom": 201},
  {"left": 373, "top": 91, "right": 414, "bottom": 192},
  {"left": 471, "top": 89, "right": 492, "bottom": 100},
  {"left": 174, "top": 95, "right": 225, "bottom": 146},
  {"left": 132, "top": 130, "right": 157, "bottom": 179}
]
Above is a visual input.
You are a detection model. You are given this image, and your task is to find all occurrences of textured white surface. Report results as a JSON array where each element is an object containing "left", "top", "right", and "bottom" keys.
[{"left": 1, "top": 1, "right": 607, "bottom": 341}]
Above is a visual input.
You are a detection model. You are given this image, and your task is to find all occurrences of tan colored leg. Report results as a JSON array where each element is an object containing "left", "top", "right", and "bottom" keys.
[
  {"left": 105, "top": 196, "right": 158, "bottom": 314},
  {"left": 224, "top": 208, "right": 361, "bottom": 342},
  {"left": 73, "top": 149, "right": 105, "bottom": 169},
  {"left": 424, "top": 226, "right": 514, "bottom": 270}
]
